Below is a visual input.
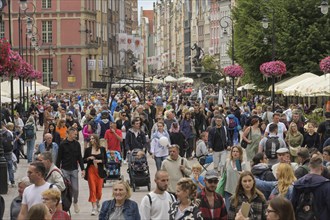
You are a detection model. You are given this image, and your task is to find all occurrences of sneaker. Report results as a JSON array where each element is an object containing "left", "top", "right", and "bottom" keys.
[
  {"left": 73, "top": 203, "right": 80, "bottom": 213},
  {"left": 96, "top": 201, "right": 100, "bottom": 211},
  {"left": 123, "top": 159, "right": 127, "bottom": 164},
  {"left": 91, "top": 209, "right": 96, "bottom": 216}
]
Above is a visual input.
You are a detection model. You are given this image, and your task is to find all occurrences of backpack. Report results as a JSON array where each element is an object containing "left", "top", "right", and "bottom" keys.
[
  {"left": 324, "top": 121, "right": 330, "bottom": 141},
  {"left": 1, "top": 130, "right": 13, "bottom": 153},
  {"left": 228, "top": 118, "right": 237, "bottom": 130},
  {"left": 23, "top": 124, "right": 35, "bottom": 140},
  {"left": 265, "top": 136, "right": 280, "bottom": 159},
  {"left": 47, "top": 169, "right": 73, "bottom": 212},
  {"left": 146, "top": 191, "right": 175, "bottom": 206},
  {"left": 296, "top": 189, "right": 319, "bottom": 220}
]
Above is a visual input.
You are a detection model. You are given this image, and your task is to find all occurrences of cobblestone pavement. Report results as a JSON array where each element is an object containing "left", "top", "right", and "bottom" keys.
[{"left": 1, "top": 126, "right": 201, "bottom": 220}]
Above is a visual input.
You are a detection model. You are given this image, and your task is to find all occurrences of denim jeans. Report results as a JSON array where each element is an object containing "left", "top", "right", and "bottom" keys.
[
  {"left": 62, "top": 169, "right": 79, "bottom": 203},
  {"left": 224, "top": 191, "right": 232, "bottom": 211},
  {"left": 4, "top": 152, "right": 14, "bottom": 183},
  {"left": 26, "top": 138, "right": 35, "bottom": 163},
  {"left": 213, "top": 150, "right": 227, "bottom": 174},
  {"left": 186, "top": 137, "right": 194, "bottom": 158},
  {"left": 154, "top": 156, "right": 166, "bottom": 170}
]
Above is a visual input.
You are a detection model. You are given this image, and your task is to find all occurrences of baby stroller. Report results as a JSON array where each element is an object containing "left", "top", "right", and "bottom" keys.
[
  {"left": 104, "top": 150, "right": 123, "bottom": 182},
  {"left": 127, "top": 148, "right": 151, "bottom": 192}
]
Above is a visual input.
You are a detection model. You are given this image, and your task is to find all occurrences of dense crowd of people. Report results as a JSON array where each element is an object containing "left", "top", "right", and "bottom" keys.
[{"left": 1, "top": 89, "right": 330, "bottom": 220}]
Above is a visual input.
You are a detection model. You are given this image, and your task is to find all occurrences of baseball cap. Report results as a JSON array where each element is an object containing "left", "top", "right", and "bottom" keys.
[
  {"left": 276, "top": 148, "right": 289, "bottom": 154},
  {"left": 205, "top": 170, "right": 219, "bottom": 180}
]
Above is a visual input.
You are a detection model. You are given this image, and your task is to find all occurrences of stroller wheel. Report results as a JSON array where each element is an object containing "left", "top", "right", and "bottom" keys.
[{"left": 147, "top": 182, "right": 151, "bottom": 191}]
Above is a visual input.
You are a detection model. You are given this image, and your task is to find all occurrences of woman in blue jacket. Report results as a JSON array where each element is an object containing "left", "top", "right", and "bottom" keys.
[{"left": 99, "top": 180, "right": 140, "bottom": 220}]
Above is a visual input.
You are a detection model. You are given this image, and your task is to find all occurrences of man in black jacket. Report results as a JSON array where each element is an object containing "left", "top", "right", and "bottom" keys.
[
  {"left": 116, "top": 111, "right": 131, "bottom": 162},
  {"left": 294, "top": 147, "right": 310, "bottom": 179},
  {"left": 193, "top": 104, "right": 207, "bottom": 138},
  {"left": 208, "top": 115, "right": 231, "bottom": 175},
  {"left": 56, "top": 127, "right": 84, "bottom": 213},
  {"left": 125, "top": 118, "right": 146, "bottom": 153},
  {"left": 291, "top": 156, "right": 330, "bottom": 219}
]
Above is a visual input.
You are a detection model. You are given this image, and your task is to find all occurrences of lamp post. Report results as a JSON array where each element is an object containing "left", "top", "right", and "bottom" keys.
[
  {"left": 262, "top": 8, "right": 276, "bottom": 112},
  {"left": 219, "top": 15, "right": 235, "bottom": 97},
  {"left": 19, "top": 0, "right": 37, "bottom": 111},
  {"left": 320, "top": 0, "right": 329, "bottom": 14},
  {"left": 48, "top": 45, "right": 55, "bottom": 94}
]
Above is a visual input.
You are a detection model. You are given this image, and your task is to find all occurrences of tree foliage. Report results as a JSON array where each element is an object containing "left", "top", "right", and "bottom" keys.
[
  {"left": 201, "top": 54, "right": 222, "bottom": 85},
  {"left": 233, "top": 0, "right": 330, "bottom": 89}
]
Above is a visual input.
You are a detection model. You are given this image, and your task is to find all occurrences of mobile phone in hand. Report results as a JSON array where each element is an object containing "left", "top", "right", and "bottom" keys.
[
  {"left": 236, "top": 159, "right": 242, "bottom": 171},
  {"left": 241, "top": 202, "right": 251, "bottom": 218}
]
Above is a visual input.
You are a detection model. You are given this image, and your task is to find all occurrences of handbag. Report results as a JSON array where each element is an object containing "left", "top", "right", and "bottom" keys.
[
  {"left": 215, "top": 169, "right": 227, "bottom": 196},
  {"left": 240, "top": 127, "right": 251, "bottom": 149}
]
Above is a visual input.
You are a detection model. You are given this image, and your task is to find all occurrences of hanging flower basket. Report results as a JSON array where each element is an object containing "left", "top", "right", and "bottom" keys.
[
  {"left": 223, "top": 64, "right": 244, "bottom": 77},
  {"left": 2, "top": 50, "right": 23, "bottom": 78},
  {"left": 0, "top": 38, "right": 10, "bottom": 63},
  {"left": 0, "top": 38, "right": 11, "bottom": 75},
  {"left": 19, "top": 61, "right": 34, "bottom": 79},
  {"left": 320, "top": 56, "right": 330, "bottom": 74},
  {"left": 29, "top": 70, "right": 42, "bottom": 80},
  {"left": 260, "top": 60, "right": 286, "bottom": 77}
]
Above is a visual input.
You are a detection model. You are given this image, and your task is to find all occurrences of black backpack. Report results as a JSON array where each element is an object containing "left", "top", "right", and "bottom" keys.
[
  {"left": 23, "top": 124, "right": 35, "bottom": 140},
  {"left": 265, "top": 136, "right": 280, "bottom": 159},
  {"left": 296, "top": 189, "right": 319, "bottom": 220},
  {"left": 47, "top": 169, "right": 73, "bottom": 212},
  {"left": 1, "top": 130, "right": 13, "bottom": 153},
  {"left": 324, "top": 121, "right": 330, "bottom": 142}
]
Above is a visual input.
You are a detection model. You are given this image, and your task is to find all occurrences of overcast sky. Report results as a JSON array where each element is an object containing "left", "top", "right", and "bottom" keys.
[{"left": 138, "top": 0, "right": 155, "bottom": 10}]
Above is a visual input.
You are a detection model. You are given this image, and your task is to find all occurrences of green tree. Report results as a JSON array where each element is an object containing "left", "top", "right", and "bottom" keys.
[
  {"left": 233, "top": 0, "right": 330, "bottom": 89},
  {"left": 201, "top": 54, "right": 222, "bottom": 84}
]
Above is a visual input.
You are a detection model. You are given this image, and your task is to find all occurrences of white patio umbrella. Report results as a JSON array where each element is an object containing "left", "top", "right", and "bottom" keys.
[
  {"left": 177, "top": 76, "right": 193, "bottom": 83},
  {"left": 218, "top": 89, "right": 224, "bottom": 105},
  {"left": 182, "top": 78, "right": 194, "bottom": 84},
  {"left": 198, "top": 89, "right": 203, "bottom": 101},
  {"left": 145, "top": 77, "right": 163, "bottom": 84},
  {"left": 164, "top": 75, "right": 177, "bottom": 83},
  {"left": 1, "top": 79, "right": 49, "bottom": 98},
  {"left": 0, "top": 96, "right": 13, "bottom": 103}
]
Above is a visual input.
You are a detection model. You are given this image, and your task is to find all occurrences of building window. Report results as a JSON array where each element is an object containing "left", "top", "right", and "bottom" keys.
[
  {"left": 0, "top": 21, "right": 4, "bottom": 39},
  {"left": 42, "top": 0, "right": 51, "bottom": 9},
  {"left": 42, "top": 21, "right": 52, "bottom": 43},
  {"left": 42, "top": 58, "right": 53, "bottom": 85}
]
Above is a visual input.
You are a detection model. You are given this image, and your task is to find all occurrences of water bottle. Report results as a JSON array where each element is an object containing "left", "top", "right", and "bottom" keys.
[{"left": 271, "top": 143, "right": 276, "bottom": 158}]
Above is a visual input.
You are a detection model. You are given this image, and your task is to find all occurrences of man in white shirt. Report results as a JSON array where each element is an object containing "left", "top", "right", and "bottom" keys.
[
  {"left": 259, "top": 123, "right": 287, "bottom": 166},
  {"left": 140, "top": 170, "right": 175, "bottom": 219},
  {"left": 18, "top": 162, "right": 59, "bottom": 220},
  {"left": 271, "top": 148, "right": 298, "bottom": 178},
  {"left": 264, "top": 112, "right": 287, "bottom": 140}
]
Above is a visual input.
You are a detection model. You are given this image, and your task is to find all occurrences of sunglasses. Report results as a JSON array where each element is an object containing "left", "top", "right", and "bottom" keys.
[{"left": 207, "top": 179, "right": 219, "bottom": 184}]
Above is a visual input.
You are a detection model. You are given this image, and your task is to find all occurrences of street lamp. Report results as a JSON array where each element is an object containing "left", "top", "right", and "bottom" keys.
[
  {"left": 48, "top": 46, "right": 55, "bottom": 93},
  {"left": 262, "top": 8, "right": 276, "bottom": 111},
  {"left": 219, "top": 15, "right": 235, "bottom": 97},
  {"left": 320, "top": 0, "right": 329, "bottom": 14},
  {"left": 19, "top": 0, "right": 37, "bottom": 111}
]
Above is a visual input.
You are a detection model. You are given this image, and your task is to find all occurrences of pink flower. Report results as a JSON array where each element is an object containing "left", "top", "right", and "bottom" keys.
[
  {"left": 260, "top": 60, "right": 286, "bottom": 77},
  {"left": 224, "top": 65, "right": 245, "bottom": 77},
  {"left": 19, "top": 61, "right": 34, "bottom": 79},
  {"left": 320, "top": 56, "right": 330, "bottom": 74},
  {"left": 2, "top": 50, "right": 23, "bottom": 78}
]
